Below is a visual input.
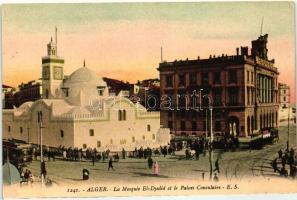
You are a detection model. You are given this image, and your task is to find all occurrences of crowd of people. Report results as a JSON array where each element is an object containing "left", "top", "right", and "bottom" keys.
[{"left": 271, "top": 147, "right": 297, "bottom": 179}]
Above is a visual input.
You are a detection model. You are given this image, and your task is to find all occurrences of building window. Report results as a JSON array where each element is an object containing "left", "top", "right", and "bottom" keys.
[
  {"left": 229, "top": 70, "right": 237, "bottom": 84},
  {"left": 178, "top": 95, "right": 187, "bottom": 108},
  {"left": 166, "top": 75, "right": 173, "bottom": 87},
  {"left": 97, "top": 86, "right": 105, "bottom": 96},
  {"left": 62, "top": 88, "right": 69, "bottom": 97},
  {"left": 89, "top": 129, "right": 94, "bottom": 136},
  {"left": 132, "top": 136, "right": 135, "bottom": 142},
  {"left": 45, "top": 89, "right": 49, "bottom": 99},
  {"left": 60, "top": 130, "right": 64, "bottom": 138},
  {"left": 120, "top": 139, "right": 126, "bottom": 145},
  {"left": 83, "top": 144, "right": 87, "bottom": 149},
  {"left": 229, "top": 88, "right": 238, "bottom": 105},
  {"left": 192, "top": 121, "right": 197, "bottom": 131},
  {"left": 152, "top": 134, "right": 156, "bottom": 140},
  {"left": 202, "top": 73, "right": 209, "bottom": 85},
  {"left": 178, "top": 74, "right": 186, "bottom": 87},
  {"left": 251, "top": 72, "right": 254, "bottom": 82},
  {"left": 118, "top": 110, "right": 122, "bottom": 121},
  {"left": 147, "top": 125, "right": 151, "bottom": 132},
  {"left": 97, "top": 141, "right": 101, "bottom": 148},
  {"left": 247, "top": 71, "right": 249, "bottom": 83},
  {"left": 8, "top": 126, "right": 11, "bottom": 132},
  {"left": 123, "top": 110, "right": 126, "bottom": 120},
  {"left": 213, "top": 72, "right": 221, "bottom": 84},
  {"left": 142, "top": 135, "right": 145, "bottom": 140},
  {"left": 20, "top": 127, "right": 23, "bottom": 134},
  {"left": 213, "top": 90, "right": 222, "bottom": 105},
  {"left": 181, "top": 121, "right": 186, "bottom": 130},
  {"left": 284, "top": 90, "right": 286, "bottom": 94},
  {"left": 189, "top": 73, "right": 197, "bottom": 85},
  {"left": 215, "top": 121, "right": 221, "bottom": 131},
  {"left": 283, "top": 97, "right": 286, "bottom": 101},
  {"left": 168, "top": 121, "right": 173, "bottom": 129}
]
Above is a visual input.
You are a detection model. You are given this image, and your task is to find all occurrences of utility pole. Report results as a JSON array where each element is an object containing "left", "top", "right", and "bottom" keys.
[
  {"left": 287, "top": 106, "right": 290, "bottom": 150},
  {"left": 209, "top": 105, "right": 213, "bottom": 181},
  {"left": 204, "top": 95, "right": 213, "bottom": 180}
]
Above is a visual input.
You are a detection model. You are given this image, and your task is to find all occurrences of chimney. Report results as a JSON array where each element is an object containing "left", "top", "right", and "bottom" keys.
[{"left": 240, "top": 46, "right": 248, "bottom": 56}]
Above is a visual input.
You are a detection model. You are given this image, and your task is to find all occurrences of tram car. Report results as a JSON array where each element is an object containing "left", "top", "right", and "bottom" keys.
[{"left": 2, "top": 139, "right": 33, "bottom": 172}]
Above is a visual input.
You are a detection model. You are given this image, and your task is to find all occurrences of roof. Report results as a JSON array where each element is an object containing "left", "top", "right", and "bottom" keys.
[{"left": 2, "top": 84, "right": 14, "bottom": 89}]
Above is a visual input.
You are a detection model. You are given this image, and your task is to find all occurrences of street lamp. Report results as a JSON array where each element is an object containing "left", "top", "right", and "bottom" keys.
[{"left": 203, "top": 94, "right": 213, "bottom": 181}]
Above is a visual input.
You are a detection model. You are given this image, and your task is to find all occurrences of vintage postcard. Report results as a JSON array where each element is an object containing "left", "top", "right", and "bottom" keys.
[{"left": 2, "top": 1, "right": 297, "bottom": 198}]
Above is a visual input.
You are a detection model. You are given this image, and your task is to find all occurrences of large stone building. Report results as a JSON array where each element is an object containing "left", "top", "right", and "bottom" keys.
[
  {"left": 3, "top": 36, "right": 170, "bottom": 151},
  {"left": 158, "top": 34, "right": 279, "bottom": 138}
]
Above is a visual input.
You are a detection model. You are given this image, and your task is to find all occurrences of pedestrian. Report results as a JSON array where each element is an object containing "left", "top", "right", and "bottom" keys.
[
  {"left": 213, "top": 173, "right": 219, "bottom": 182},
  {"left": 82, "top": 169, "right": 90, "bottom": 180},
  {"left": 278, "top": 149, "right": 283, "bottom": 160},
  {"left": 122, "top": 148, "right": 126, "bottom": 159},
  {"left": 92, "top": 153, "right": 96, "bottom": 166},
  {"left": 148, "top": 157, "right": 153, "bottom": 169},
  {"left": 41, "top": 161, "right": 47, "bottom": 180},
  {"left": 272, "top": 158, "right": 278, "bottom": 172},
  {"left": 108, "top": 158, "right": 114, "bottom": 170},
  {"left": 214, "top": 159, "right": 220, "bottom": 173},
  {"left": 154, "top": 161, "right": 159, "bottom": 176}
]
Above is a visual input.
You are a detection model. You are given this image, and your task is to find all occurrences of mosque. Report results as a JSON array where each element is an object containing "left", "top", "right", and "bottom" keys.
[{"left": 3, "top": 35, "right": 170, "bottom": 151}]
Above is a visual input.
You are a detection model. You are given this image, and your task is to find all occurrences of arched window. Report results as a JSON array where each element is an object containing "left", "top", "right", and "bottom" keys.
[
  {"left": 60, "top": 130, "right": 64, "bottom": 138},
  {"left": 152, "top": 134, "right": 156, "bottom": 140},
  {"left": 118, "top": 110, "right": 122, "bottom": 121},
  {"left": 122, "top": 110, "right": 126, "bottom": 121},
  {"left": 45, "top": 89, "right": 49, "bottom": 99},
  {"left": 147, "top": 124, "right": 151, "bottom": 132}
]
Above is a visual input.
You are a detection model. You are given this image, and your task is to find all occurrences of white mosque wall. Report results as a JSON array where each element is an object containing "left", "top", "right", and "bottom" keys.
[
  {"left": 3, "top": 98, "right": 170, "bottom": 151},
  {"left": 73, "top": 99, "right": 162, "bottom": 151}
]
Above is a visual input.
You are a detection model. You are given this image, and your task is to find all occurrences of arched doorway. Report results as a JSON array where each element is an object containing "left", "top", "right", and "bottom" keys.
[{"left": 228, "top": 116, "right": 239, "bottom": 137}]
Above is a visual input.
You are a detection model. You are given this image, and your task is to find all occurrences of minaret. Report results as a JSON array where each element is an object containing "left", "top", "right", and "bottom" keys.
[{"left": 41, "top": 28, "right": 64, "bottom": 99}]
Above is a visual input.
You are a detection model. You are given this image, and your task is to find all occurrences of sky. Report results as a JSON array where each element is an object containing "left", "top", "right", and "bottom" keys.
[{"left": 2, "top": 2, "right": 296, "bottom": 102}]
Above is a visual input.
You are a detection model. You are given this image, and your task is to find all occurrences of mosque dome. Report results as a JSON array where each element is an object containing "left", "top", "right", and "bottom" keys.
[
  {"left": 63, "top": 66, "right": 107, "bottom": 88},
  {"left": 62, "top": 63, "right": 108, "bottom": 106}
]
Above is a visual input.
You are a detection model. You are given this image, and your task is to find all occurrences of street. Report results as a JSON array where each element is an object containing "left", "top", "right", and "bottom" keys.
[{"left": 26, "top": 124, "right": 297, "bottom": 185}]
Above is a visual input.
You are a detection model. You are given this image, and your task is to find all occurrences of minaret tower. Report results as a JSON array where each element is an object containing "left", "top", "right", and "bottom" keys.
[{"left": 41, "top": 28, "right": 64, "bottom": 99}]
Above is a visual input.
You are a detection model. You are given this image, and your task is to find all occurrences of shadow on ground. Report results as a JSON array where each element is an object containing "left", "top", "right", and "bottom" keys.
[{"left": 133, "top": 172, "right": 169, "bottom": 178}]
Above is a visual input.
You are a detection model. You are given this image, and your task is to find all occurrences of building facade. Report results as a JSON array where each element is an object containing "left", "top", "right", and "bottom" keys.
[
  {"left": 278, "top": 83, "right": 290, "bottom": 109},
  {"left": 158, "top": 34, "right": 279, "bottom": 138},
  {"left": 3, "top": 35, "right": 170, "bottom": 151}
]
